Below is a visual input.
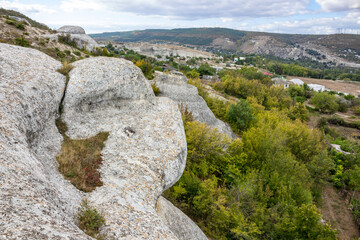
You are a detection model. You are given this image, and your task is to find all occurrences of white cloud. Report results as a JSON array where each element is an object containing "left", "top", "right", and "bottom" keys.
[
  {"left": 247, "top": 12, "right": 360, "bottom": 34},
  {"left": 0, "top": 0, "right": 55, "bottom": 14},
  {"left": 316, "top": 0, "right": 360, "bottom": 12},
  {"left": 60, "top": 0, "right": 105, "bottom": 12},
  {"left": 60, "top": 0, "right": 309, "bottom": 19},
  {"left": 221, "top": 18, "right": 233, "bottom": 23}
]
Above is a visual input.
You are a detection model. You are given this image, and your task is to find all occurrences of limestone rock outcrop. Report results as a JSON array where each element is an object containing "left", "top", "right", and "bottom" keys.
[
  {"left": 62, "top": 57, "right": 188, "bottom": 239},
  {"left": 154, "top": 71, "right": 235, "bottom": 138},
  {"left": 0, "top": 43, "right": 89, "bottom": 239},
  {"left": 58, "top": 25, "right": 86, "bottom": 34},
  {"left": 157, "top": 196, "right": 208, "bottom": 240},
  {"left": 43, "top": 25, "right": 99, "bottom": 52},
  {"left": 0, "top": 44, "right": 207, "bottom": 239}
]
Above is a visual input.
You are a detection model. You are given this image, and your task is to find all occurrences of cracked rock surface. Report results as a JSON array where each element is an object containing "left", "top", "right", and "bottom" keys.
[
  {"left": 62, "top": 57, "right": 188, "bottom": 239},
  {"left": 0, "top": 43, "right": 89, "bottom": 239}
]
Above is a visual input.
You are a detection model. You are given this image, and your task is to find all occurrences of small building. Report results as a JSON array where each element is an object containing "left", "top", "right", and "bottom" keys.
[
  {"left": 234, "top": 58, "right": 238, "bottom": 63},
  {"left": 289, "top": 78, "right": 304, "bottom": 86},
  {"left": 308, "top": 84, "right": 325, "bottom": 92},
  {"left": 239, "top": 57, "right": 246, "bottom": 60},
  {"left": 272, "top": 77, "right": 289, "bottom": 88}
]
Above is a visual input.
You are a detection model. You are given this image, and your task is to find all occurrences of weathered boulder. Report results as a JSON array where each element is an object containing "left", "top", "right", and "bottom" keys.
[
  {"left": 0, "top": 43, "right": 89, "bottom": 239},
  {"left": 62, "top": 57, "right": 188, "bottom": 239},
  {"left": 154, "top": 71, "right": 235, "bottom": 138},
  {"left": 157, "top": 196, "right": 208, "bottom": 240},
  {"left": 58, "top": 25, "right": 86, "bottom": 34},
  {"left": 43, "top": 25, "right": 99, "bottom": 52}
]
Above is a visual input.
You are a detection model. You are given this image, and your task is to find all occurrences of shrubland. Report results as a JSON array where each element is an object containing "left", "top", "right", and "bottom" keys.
[{"left": 163, "top": 68, "right": 347, "bottom": 239}]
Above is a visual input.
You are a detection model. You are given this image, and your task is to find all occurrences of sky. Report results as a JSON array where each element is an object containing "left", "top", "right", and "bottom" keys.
[{"left": 0, "top": 0, "right": 360, "bottom": 35}]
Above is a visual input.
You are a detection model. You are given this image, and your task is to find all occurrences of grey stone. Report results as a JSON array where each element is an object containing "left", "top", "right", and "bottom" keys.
[
  {"left": 57, "top": 25, "right": 86, "bottom": 34},
  {"left": 154, "top": 71, "right": 235, "bottom": 138},
  {"left": 157, "top": 197, "right": 208, "bottom": 240},
  {"left": 43, "top": 25, "right": 99, "bottom": 52},
  {"left": 62, "top": 57, "right": 188, "bottom": 239},
  {"left": 0, "top": 43, "right": 90, "bottom": 239}
]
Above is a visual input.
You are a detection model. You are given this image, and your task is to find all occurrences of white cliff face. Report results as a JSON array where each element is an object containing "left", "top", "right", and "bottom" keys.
[
  {"left": 154, "top": 71, "right": 235, "bottom": 138},
  {"left": 0, "top": 43, "right": 90, "bottom": 239},
  {"left": 62, "top": 57, "right": 188, "bottom": 239}
]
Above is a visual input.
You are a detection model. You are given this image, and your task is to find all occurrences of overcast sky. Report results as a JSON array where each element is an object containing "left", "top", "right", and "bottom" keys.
[{"left": 1, "top": 0, "right": 359, "bottom": 34}]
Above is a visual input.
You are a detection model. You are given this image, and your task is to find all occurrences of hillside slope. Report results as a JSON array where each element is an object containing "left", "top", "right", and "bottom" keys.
[{"left": 91, "top": 28, "right": 360, "bottom": 67}]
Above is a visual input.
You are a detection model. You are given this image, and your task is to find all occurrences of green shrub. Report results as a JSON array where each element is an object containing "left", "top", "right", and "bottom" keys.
[
  {"left": 354, "top": 106, "right": 360, "bottom": 115},
  {"left": 15, "top": 36, "right": 29, "bottom": 47},
  {"left": 227, "top": 99, "right": 255, "bottom": 131},
  {"left": 288, "top": 102, "right": 310, "bottom": 122},
  {"left": 73, "top": 51, "right": 81, "bottom": 56},
  {"left": 58, "top": 34, "right": 77, "bottom": 48},
  {"left": 311, "top": 92, "right": 339, "bottom": 113},
  {"left": 78, "top": 200, "right": 105, "bottom": 239}
]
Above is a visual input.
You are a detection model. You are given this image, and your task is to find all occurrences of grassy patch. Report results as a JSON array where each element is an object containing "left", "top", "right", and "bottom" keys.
[
  {"left": 78, "top": 199, "right": 106, "bottom": 239},
  {"left": 56, "top": 118, "right": 109, "bottom": 192},
  {"left": 151, "top": 80, "right": 161, "bottom": 96}
]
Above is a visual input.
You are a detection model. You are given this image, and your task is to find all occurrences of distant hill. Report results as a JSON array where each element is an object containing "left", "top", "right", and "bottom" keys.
[
  {"left": 90, "top": 28, "right": 360, "bottom": 67},
  {"left": 91, "top": 28, "right": 247, "bottom": 46}
]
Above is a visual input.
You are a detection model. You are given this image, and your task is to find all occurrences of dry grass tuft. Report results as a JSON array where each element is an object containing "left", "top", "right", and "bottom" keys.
[
  {"left": 56, "top": 61, "right": 74, "bottom": 76},
  {"left": 56, "top": 118, "right": 109, "bottom": 192}
]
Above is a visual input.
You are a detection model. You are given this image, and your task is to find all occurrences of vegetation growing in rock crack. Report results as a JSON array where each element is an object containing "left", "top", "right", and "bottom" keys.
[
  {"left": 56, "top": 62, "right": 73, "bottom": 113},
  {"left": 55, "top": 118, "right": 109, "bottom": 192},
  {"left": 151, "top": 80, "right": 161, "bottom": 96},
  {"left": 78, "top": 199, "right": 106, "bottom": 240}
]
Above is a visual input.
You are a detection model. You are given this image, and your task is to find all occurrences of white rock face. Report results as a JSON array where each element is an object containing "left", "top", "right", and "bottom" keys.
[
  {"left": 0, "top": 43, "right": 89, "bottom": 239},
  {"left": 156, "top": 197, "right": 208, "bottom": 240},
  {"left": 43, "top": 25, "right": 99, "bottom": 52},
  {"left": 58, "top": 25, "right": 86, "bottom": 34},
  {"left": 154, "top": 71, "right": 235, "bottom": 138},
  {"left": 62, "top": 57, "right": 188, "bottom": 239}
]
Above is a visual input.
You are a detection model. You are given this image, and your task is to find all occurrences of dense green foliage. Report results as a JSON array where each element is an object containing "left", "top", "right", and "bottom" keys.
[
  {"left": 197, "top": 63, "right": 216, "bottom": 76},
  {"left": 311, "top": 92, "right": 339, "bottom": 113},
  {"left": 164, "top": 109, "right": 337, "bottom": 239},
  {"left": 214, "top": 69, "right": 292, "bottom": 110}
]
